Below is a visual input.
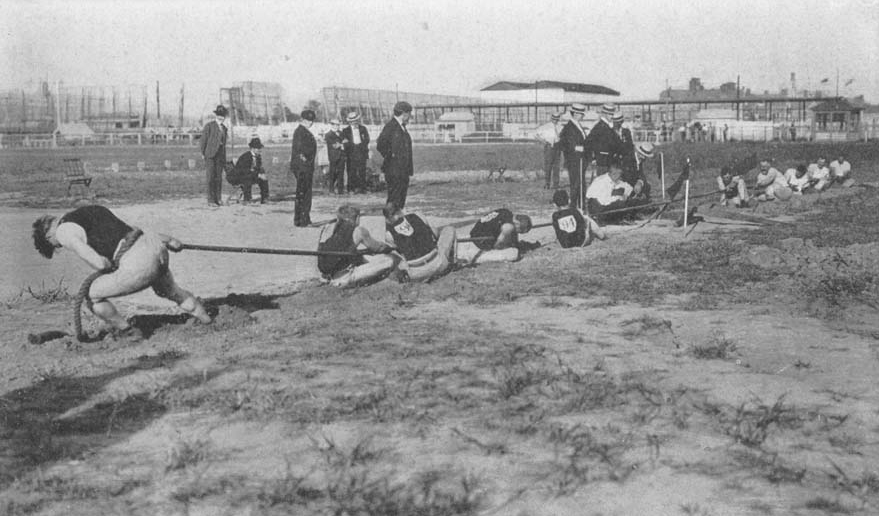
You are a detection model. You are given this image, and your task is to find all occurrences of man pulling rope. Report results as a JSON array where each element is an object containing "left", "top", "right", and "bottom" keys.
[{"left": 32, "top": 205, "right": 212, "bottom": 342}]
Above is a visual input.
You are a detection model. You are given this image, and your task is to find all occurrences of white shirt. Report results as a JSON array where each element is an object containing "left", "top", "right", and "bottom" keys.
[
  {"left": 829, "top": 160, "right": 851, "bottom": 178},
  {"left": 586, "top": 173, "right": 633, "bottom": 205},
  {"left": 785, "top": 168, "right": 811, "bottom": 191},
  {"left": 808, "top": 163, "right": 830, "bottom": 181},
  {"left": 535, "top": 121, "right": 560, "bottom": 146},
  {"left": 350, "top": 124, "right": 362, "bottom": 145},
  {"left": 756, "top": 168, "right": 787, "bottom": 189}
]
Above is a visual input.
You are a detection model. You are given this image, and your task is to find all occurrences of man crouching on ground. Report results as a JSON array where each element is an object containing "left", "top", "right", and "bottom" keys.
[
  {"left": 318, "top": 205, "right": 401, "bottom": 288},
  {"left": 382, "top": 202, "right": 456, "bottom": 282},
  {"left": 457, "top": 208, "right": 538, "bottom": 264},
  {"left": 32, "top": 205, "right": 212, "bottom": 341}
]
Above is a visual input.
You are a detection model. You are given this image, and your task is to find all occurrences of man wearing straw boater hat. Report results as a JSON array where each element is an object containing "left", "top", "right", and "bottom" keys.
[
  {"left": 558, "top": 103, "right": 588, "bottom": 208},
  {"left": 622, "top": 141, "right": 655, "bottom": 201},
  {"left": 200, "top": 104, "right": 229, "bottom": 207},
  {"left": 341, "top": 111, "right": 371, "bottom": 194},
  {"left": 585, "top": 103, "right": 625, "bottom": 177},
  {"left": 535, "top": 112, "right": 563, "bottom": 189}
]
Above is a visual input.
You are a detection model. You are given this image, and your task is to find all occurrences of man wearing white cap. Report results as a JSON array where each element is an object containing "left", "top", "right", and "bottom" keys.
[
  {"left": 584, "top": 103, "right": 625, "bottom": 177},
  {"left": 558, "top": 103, "right": 588, "bottom": 208},
  {"left": 325, "top": 118, "right": 347, "bottom": 194},
  {"left": 341, "top": 112, "right": 371, "bottom": 194},
  {"left": 623, "top": 141, "right": 655, "bottom": 201},
  {"left": 535, "top": 112, "right": 563, "bottom": 189}
]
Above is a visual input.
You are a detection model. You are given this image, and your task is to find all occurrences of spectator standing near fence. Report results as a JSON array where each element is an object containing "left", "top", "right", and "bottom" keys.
[
  {"left": 377, "top": 101, "right": 414, "bottom": 209},
  {"left": 535, "top": 113, "right": 563, "bottom": 189},
  {"left": 325, "top": 118, "right": 347, "bottom": 194},
  {"left": 342, "top": 112, "right": 370, "bottom": 194},
  {"left": 199, "top": 105, "right": 228, "bottom": 207},
  {"left": 291, "top": 109, "right": 317, "bottom": 227},
  {"left": 558, "top": 103, "right": 588, "bottom": 208}
]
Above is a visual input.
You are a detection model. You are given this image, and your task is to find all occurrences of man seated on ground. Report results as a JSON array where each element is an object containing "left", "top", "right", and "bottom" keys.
[
  {"left": 32, "top": 205, "right": 212, "bottom": 341},
  {"left": 231, "top": 137, "right": 269, "bottom": 203},
  {"left": 585, "top": 162, "right": 651, "bottom": 225},
  {"left": 457, "top": 208, "right": 537, "bottom": 264},
  {"left": 716, "top": 166, "right": 750, "bottom": 207},
  {"left": 807, "top": 157, "right": 831, "bottom": 192},
  {"left": 382, "top": 202, "right": 456, "bottom": 282},
  {"left": 317, "top": 205, "right": 401, "bottom": 288},
  {"left": 754, "top": 159, "right": 792, "bottom": 201},
  {"left": 784, "top": 164, "right": 814, "bottom": 194},
  {"left": 828, "top": 153, "right": 854, "bottom": 188},
  {"left": 551, "top": 189, "right": 606, "bottom": 248}
]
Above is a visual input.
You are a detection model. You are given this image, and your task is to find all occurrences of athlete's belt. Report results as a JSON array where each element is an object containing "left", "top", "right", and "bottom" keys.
[{"left": 407, "top": 248, "right": 438, "bottom": 268}]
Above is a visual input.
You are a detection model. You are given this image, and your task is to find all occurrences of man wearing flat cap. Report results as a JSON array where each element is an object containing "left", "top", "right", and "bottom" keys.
[
  {"left": 324, "top": 118, "right": 347, "bottom": 194},
  {"left": 535, "top": 112, "right": 563, "bottom": 189},
  {"left": 558, "top": 103, "right": 588, "bottom": 208},
  {"left": 584, "top": 103, "right": 625, "bottom": 177},
  {"left": 341, "top": 112, "right": 371, "bottom": 194},
  {"left": 291, "top": 109, "right": 317, "bottom": 226},
  {"left": 200, "top": 105, "right": 229, "bottom": 207},
  {"left": 377, "top": 101, "right": 414, "bottom": 209},
  {"left": 232, "top": 137, "right": 269, "bottom": 204}
]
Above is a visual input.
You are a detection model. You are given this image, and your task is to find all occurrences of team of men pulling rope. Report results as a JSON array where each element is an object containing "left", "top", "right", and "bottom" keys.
[{"left": 30, "top": 102, "right": 857, "bottom": 343}]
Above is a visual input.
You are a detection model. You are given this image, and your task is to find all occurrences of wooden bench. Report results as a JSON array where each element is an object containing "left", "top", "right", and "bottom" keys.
[{"left": 63, "top": 158, "right": 93, "bottom": 195}]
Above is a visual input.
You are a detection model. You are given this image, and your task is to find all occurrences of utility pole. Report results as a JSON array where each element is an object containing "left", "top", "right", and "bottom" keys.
[
  {"left": 156, "top": 81, "right": 161, "bottom": 121},
  {"left": 178, "top": 83, "right": 184, "bottom": 128},
  {"left": 835, "top": 68, "right": 839, "bottom": 97},
  {"left": 736, "top": 75, "right": 741, "bottom": 121}
]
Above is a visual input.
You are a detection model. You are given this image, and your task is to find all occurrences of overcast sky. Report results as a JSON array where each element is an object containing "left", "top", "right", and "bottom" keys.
[{"left": 2, "top": 0, "right": 877, "bottom": 116}]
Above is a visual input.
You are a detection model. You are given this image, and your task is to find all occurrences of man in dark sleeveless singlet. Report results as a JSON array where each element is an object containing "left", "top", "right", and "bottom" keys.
[
  {"left": 32, "top": 205, "right": 211, "bottom": 340},
  {"left": 382, "top": 203, "right": 456, "bottom": 282},
  {"left": 317, "top": 204, "right": 400, "bottom": 288}
]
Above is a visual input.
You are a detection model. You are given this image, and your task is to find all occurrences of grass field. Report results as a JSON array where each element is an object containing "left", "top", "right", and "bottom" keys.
[{"left": 2, "top": 141, "right": 879, "bottom": 515}]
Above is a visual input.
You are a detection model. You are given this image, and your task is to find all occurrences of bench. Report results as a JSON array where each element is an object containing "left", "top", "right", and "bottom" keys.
[{"left": 63, "top": 158, "right": 92, "bottom": 195}]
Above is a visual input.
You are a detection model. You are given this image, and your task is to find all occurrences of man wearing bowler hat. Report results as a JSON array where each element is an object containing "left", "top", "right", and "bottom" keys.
[
  {"left": 341, "top": 111, "right": 371, "bottom": 194},
  {"left": 199, "top": 105, "right": 228, "bottom": 207},
  {"left": 558, "top": 103, "right": 588, "bottom": 208},
  {"left": 535, "top": 112, "right": 563, "bottom": 189},
  {"left": 233, "top": 137, "right": 269, "bottom": 204},
  {"left": 585, "top": 103, "right": 625, "bottom": 177},
  {"left": 377, "top": 101, "right": 414, "bottom": 209},
  {"left": 291, "top": 109, "right": 317, "bottom": 226}
]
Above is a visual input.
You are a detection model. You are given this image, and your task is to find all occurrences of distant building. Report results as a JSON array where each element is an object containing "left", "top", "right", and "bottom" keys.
[
  {"left": 480, "top": 80, "right": 620, "bottom": 104},
  {"left": 658, "top": 77, "right": 782, "bottom": 102},
  {"left": 811, "top": 98, "right": 863, "bottom": 141}
]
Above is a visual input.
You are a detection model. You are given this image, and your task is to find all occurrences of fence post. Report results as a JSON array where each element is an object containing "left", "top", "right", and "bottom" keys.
[{"left": 138, "top": 133, "right": 142, "bottom": 145}]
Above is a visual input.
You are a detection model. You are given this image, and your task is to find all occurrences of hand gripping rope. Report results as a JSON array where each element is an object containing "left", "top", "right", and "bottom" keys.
[{"left": 74, "top": 228, "right": 143, "bottom": 342}]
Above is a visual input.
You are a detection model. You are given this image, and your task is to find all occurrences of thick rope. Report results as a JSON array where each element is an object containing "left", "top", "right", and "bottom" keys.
[{"left": 74, "top": 228, "right": 143, "bottom": 342}]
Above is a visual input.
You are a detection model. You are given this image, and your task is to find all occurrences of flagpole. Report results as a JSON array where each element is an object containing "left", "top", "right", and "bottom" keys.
[
  {"left": 683, "top": 178, "right": 690, "bottom": 231},
  {"left": 836, "top": 68, "right": 839, "bottom": 97},
  {"left": 660, "top": 152, "right": 665, "bottom": 201}
]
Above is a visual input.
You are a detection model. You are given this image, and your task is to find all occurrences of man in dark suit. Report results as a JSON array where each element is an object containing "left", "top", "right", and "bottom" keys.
[
  {"left": 557, "top": 103, "right": 588, "bottom": 208},
  {"left": 584, "top": 103, "right": 625, "bottom": 178},
  {"left": 232, "top": 137, "right": 269, "bottom": 203},
  {"left": 376, "top": 101, "right": 414, "bottom": 209},
  {"left": 290, "top": 110, "right": 317, "bottom": 226},
  {"left": 324, "top": 118, "right": 346, "bottom": 194},
  {"left": 341, "top": 112, "right": 371, "bottom": 194},
  {"left": 199, "top": 105, "right": 228, "bottom": 207}
]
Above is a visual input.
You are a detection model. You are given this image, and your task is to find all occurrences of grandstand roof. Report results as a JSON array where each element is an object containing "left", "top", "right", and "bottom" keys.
[{"left": 481, "top": 81, "right": 619, "bottom": 96}]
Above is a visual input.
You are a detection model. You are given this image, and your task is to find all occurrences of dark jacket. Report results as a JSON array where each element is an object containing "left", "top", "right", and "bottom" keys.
[
  {"left": 585, "top": 119, "right": 624, "bottom": 167},
  {"left": 290, "top": 125, "right": 317, "bottom": 170},
  {"left": 231, "top": 150, "right": 263, "bottom": 184},
  {"left": 558, "top": 120, "right": 587, "bottom": 171},
  {"left": 199, "top": 120, "right": 227, "bottom": 158},
  {"left": 376, "top": 118, "right": 413, "bottom": 177},
  {"left": 341, "top": 125, "right": 370, "bottom": 161},
  {"left": 324, "top": 130, "right": 346, "bottom": 163}
]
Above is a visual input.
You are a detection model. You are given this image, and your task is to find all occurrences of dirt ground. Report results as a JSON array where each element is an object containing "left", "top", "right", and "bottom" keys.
[{"left": 2, "top": 179, "right": 879, "bottom": 515}]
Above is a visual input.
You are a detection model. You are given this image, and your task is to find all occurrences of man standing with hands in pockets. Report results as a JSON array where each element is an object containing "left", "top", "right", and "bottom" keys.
[{"left": 377, "top": 101, "right": 414, "bottom": 209}]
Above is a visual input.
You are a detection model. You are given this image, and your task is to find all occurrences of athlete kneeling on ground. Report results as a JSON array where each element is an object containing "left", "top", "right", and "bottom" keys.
[
  {"left": 32, "top": 205, "right": 212, "bottom": 341},
  {"left": 318, "top": 205, "right": 401, "bottom": 288},
  {"left": 382, "top": 203, "right": 456, "bottom": 283},
  {"left": 457, "top": 208, "right": 537, "bottom": 264}
]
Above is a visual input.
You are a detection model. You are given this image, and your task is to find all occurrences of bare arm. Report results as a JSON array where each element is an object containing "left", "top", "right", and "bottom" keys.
[
  {"left": 353, "top": 226, "right": 390, "bottom": 253},
  {"left": 494, "top": 223, "right": 517, "bottom": 250},
  {"left": 55, "top": 223, "right": 112, "bottom": 270}
]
